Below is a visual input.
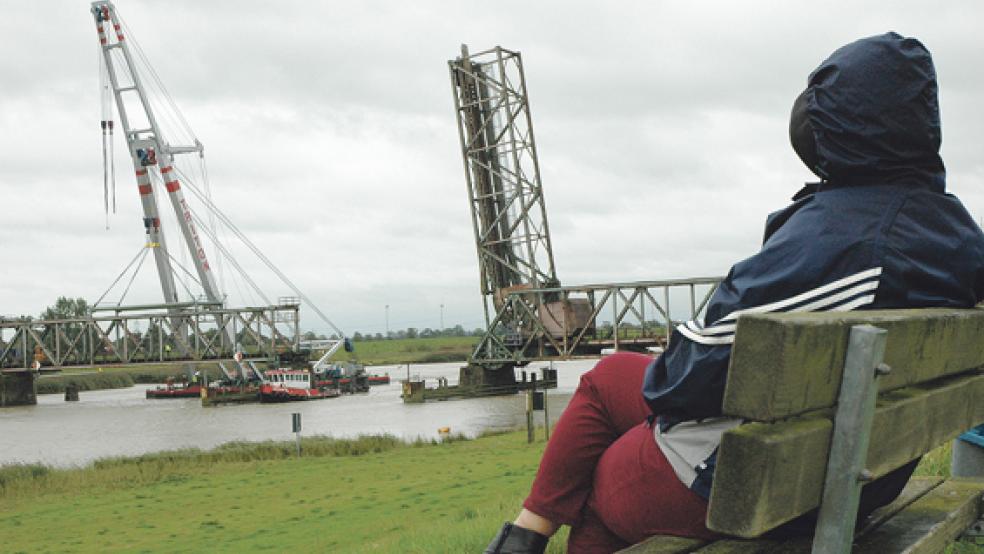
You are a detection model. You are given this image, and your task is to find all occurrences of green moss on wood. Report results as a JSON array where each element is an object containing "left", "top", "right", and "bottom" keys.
[
  {"left": 707, "top": 372, "right": 984, "bottom": 537},
  {"left": 724, "top": 309, "right": 984, "bottom": 421}
]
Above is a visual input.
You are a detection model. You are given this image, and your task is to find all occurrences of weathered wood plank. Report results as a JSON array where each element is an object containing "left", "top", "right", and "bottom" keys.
[
  {"left": 615, "top": 535, "right": 707, "bottom": 553},
  {"left": 853, "top": 479, "right": 984, "bottom": 554},
  {"left": 623, "top": 478, "right": 949, "bottom": 554},
  {"left": 855, "top": 476, "right": 943, "bottom": 536},
  {"left": 678, "top": 478, "right": 947, "bottom": 553},
  {"left": 724, "top": 309, "right": 984, "bottom": 421},
  {"left": 707, "top": 372, "right": 984, "bottom": 537},
  {"left": 690, "top": 538, "right": 787, "bottom": 553}
]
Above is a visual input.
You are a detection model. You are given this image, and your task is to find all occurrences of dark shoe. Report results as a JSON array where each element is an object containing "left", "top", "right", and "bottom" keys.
[{"left": 484, "top": 522, "right": 549, "bottom": 554}]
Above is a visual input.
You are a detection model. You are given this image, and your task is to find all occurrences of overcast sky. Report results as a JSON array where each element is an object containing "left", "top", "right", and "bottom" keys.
[{"left": 1, "top": 1, "right": 982, "bottom": 336}]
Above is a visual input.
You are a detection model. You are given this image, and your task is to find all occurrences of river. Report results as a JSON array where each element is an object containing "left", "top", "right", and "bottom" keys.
[{"left": 0, "top": 359, "right": 598, "bottom": 468}]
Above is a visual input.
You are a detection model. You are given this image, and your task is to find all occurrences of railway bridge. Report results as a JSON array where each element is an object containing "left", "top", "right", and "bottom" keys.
[{"left": 0, "top": 302, "right": 301, "bottom": 406}]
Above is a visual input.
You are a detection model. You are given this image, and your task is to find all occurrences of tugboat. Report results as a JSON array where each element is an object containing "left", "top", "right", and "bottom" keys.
[
  {"left": 313, "top": 362, "right": 393, "bottom": 391},
  {"left": 314, "top": 362, "right": 371, "bottom": 393},
  {"left": 260, "top": 368, "right": 340, "bottom": 402}
]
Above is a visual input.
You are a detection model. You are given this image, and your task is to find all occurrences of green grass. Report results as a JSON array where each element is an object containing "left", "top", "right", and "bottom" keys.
[
  {"left": 914, "top": 440, "right": 953, "bottom": 478},
  {"left": 35, "top": 371, "right": 135, "bottom": 395},
  {"left": 338, "top": 335, "right": 479, "bottom": 365},
  {"left": 0, "top": 431, "right": 973, "bottom": 553},
  {"left": 76, "top": 363, "right": 221, "bottom": 383},
  {"left": 36, "top": 364, "right": 221, "bottom": 395},
  {"left": 0, "top": 430, "right": 567, "bottom": 553}
]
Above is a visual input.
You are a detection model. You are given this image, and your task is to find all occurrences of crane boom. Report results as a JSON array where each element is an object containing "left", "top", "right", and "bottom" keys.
[{"left": 91, "top": 1, "right": 224, "bottom": 309}]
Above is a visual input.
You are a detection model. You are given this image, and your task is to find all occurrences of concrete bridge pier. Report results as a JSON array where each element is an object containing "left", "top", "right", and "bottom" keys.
[{"left": 0, "top": 371, "right": 37, "bottom": 407}]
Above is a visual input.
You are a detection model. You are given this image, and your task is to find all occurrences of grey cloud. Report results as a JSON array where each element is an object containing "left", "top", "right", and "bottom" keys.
[{"left": 2, "top": 0, "right": 983, "bottom": 334}]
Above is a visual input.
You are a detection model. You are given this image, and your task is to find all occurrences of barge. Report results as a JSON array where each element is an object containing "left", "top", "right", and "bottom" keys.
[
  {"left": 201, "top": 382, "right": 261, "bottom": 406},
  {"left": 146, "top": 381, "right": 202, "bottom": 399}
]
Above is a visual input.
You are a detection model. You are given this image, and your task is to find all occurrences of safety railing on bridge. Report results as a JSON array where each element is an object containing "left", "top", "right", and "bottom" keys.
[
  {"left": 472, "top": 277, "right": 723, "bottom": 366},
  {"left": 0, "top": 303, "right": 300, "bottom": 370}
]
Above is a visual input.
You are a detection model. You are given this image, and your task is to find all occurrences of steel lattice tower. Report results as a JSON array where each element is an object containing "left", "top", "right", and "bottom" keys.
[{"left": 450, "top": 45, "right": 560, "bottom": 363}]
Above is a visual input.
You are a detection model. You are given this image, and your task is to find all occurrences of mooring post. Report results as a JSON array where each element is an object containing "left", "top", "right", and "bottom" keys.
[
  {"left": 543, "top": 384, "right": 550, "bottom": 441},
  {"left": 292, "top": 412, "right": 302, "bottom": 457},
  {"left": 526, "top": 375, "right": 535, "bottom": 444}
]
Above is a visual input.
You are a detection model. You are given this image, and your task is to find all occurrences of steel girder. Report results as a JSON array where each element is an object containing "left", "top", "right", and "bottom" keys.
[
  {"left": 0, "top": 305, "right": 299, "bottom": 370},
  {"left": 470, "top": 277, "right": 723, "bottom": 365},
  {"left": 450, "top": 46, "right": 558, "bottom": 350}
]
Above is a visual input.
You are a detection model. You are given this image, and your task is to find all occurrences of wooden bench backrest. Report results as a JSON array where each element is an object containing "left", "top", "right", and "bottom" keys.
[{"left": 706, "top": 309, "right": 984, "bottom": 537}]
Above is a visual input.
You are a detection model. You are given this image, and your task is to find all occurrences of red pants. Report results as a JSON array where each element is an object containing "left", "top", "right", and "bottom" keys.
[{"left": 523, "top": 353, "right": 716, "bottom": 553}]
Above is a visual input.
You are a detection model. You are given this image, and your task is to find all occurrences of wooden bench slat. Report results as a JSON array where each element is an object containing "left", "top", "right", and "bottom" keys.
[
  {"left": 615, "top": 535, "right": 706, "bottom": 553},
  {"left": 707, "top": 371, "right": 984, "bottom": 537},
  {"left": 686, "top": 479, "right": 949, "bottom": 553},
  {"left": 853, "top": 478, "right": 984, "bottom": 554},
  {"left": 690, "top": 539, "right": 784, "bottom": 552},
  {"left": 621, "top": 478, "right": 948, "bottom": 554},
  {"left": 855, "top": 476, "right": 944, "bottom": 536},
  {"left": 724, "top": 309, "right": 984, "bottom": 421}
]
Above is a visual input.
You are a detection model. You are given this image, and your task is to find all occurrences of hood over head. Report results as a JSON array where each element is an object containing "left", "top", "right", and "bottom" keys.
[{"left": 794, "top": 32, "right": 945, "bottom": 192}]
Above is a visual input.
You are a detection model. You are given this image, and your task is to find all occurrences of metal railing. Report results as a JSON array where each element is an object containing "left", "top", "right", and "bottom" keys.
[{"left": 472, "top": 277, "right": 722, "bottom": 365}]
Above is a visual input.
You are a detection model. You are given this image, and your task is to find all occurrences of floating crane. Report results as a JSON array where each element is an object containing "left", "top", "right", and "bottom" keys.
[
  {"left": 92, "top": 1, "right": 221, "bottom": 312},
  {"left": 89, "top": 1, "right": 349, "bottom": 375}
]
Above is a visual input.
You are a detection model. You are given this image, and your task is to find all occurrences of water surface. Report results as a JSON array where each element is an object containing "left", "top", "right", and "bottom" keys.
[{"left": 0, "top": 359, "right": 598, "bottom": 467}]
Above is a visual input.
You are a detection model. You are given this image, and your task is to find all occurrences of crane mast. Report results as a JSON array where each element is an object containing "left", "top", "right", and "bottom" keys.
[
  {"left": 89, "top": 2, "right": 348, "bottom": 370},
  {"left": 91, "top": 1, "right": 224, "bottom": 310}
]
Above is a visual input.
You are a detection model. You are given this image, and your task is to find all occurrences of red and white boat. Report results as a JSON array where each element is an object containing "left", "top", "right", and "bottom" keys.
[{"left": 260, "top": 369, "right": 339, "bottom": 402}]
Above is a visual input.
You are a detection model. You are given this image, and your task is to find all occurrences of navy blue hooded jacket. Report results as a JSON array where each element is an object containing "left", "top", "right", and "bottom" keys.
[{"left": 642, "top": 33, "right": 984, "bottom": 496}]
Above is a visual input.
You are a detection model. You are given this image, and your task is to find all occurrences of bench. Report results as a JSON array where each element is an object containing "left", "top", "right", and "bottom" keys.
[{"left": 620, "top": 308, "right": 984, "bottom": 553}]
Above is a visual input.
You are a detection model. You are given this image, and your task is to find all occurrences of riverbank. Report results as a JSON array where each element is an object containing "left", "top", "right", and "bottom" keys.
[
  {"left": 0, "top": 429, "right": 567, "bottom": 553},
  {"left": 34, "top": 336, "right": 477, "bottom": 395},
  {"left": 341, "top": 335, "right": 478, "bottom": 365},
  {"left": 0, "top": 430, "right": 958, "bottom": 553},
  {"left": 36, "top": 364, "right": 209, "bottom": 395}
]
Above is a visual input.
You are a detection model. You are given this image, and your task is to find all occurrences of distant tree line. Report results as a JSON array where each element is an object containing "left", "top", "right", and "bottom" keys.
[{"left": 303, "top": 324, "right": 486, "bottom": 342}]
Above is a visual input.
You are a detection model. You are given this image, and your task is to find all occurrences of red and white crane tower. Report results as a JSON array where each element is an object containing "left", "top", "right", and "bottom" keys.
[
  {"left": 91, "top": 1, "right": 222, "bottom": 309},
  {"left": 89, "top": 1, "right": 348, "bottom": 364}
]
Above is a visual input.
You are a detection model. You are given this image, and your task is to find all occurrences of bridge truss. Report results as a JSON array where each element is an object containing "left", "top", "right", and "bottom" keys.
[
  {"left": 473, "top": 277, "right": 722, "bottom": 365},
  {"left": 450, "top": 45, "right": 724, "bottom": 367},
  {"left": 0, "top": 302, "right": 299, "bottom": 370}
]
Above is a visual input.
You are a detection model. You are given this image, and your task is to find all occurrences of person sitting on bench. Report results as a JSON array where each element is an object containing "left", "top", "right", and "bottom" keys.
[{"left": 484, "top": 32, "right": 984, "bottom": 554}]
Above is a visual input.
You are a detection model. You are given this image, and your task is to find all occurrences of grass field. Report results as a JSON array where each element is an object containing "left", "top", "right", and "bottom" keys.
[
  {"left": 37, "top": 364, "right": 216, "bottom": 394},
  {"left": 0, "top": 427, "right": 970, "bottom": 554},
  {"left": 0, "top": 430, "right": 566, "bottom": 553},
  {"left": 336, "top": 335, "right": 478, "bottom": 366}
]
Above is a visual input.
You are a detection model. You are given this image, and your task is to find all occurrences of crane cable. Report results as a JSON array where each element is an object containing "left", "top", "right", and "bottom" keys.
[
  {"left": 98, "top": 36, "right": 117, "bottom": 230},
  {"left": 109, "top": 9, "right": 346, "bottom": 339},
  {"left": 175, "top": 166, "right": 346, "bottom": 338},
  {"left": 165, "top": 251, "right": 205, "bottom": 302},
  {"left": 99, "top": 47, "right": 109, "bottom": 229},
  {"left": 91, "top": 245, "right": 150, "bottom": 308},
  {"left": 117, "top": 247, "right": 151, "bottom": 307}
]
